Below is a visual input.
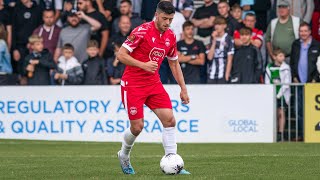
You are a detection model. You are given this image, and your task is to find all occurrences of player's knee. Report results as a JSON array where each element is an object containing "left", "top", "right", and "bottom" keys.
[
  {"left": 164, "top": 115, "right": 176, "bottom": 127},
  {"left": 130, "top": 123, "right": 144, "bottom": 136}
]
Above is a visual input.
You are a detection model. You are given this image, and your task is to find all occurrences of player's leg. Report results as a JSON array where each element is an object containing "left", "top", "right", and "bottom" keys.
[
  {"left": 146, "top": 83, "right": 190, "bottom": 174},
  {"left": 118, "top": 85, "right": 146, "bottom": 174},
  {"left": 152, "top": 108, "right": 177, "bottom": 155}
]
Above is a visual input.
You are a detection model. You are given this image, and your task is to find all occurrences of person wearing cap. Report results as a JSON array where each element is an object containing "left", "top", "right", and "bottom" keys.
[
  {"left": 277, "top": 0, "right": 314, "bottom": 23},
  {"left": 54, "top": 10, "right": 101, "bottom": 63},
  {"left": 266, "top": 0, "right": 302, "bottom": 64}
]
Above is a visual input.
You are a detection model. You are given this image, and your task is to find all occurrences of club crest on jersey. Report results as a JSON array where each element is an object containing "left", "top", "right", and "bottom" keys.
[
  {"left": 130, "top": 107, "right": 137, "bottom": 115},
  {"left": 149, "top": 47, "right": 165, "bottom": 62},
  {"left": 165, "top": 38, "right": 170, "bottom": 47},
  {"left": 127, "top": 34, "right": 135, "bottom": 42}
]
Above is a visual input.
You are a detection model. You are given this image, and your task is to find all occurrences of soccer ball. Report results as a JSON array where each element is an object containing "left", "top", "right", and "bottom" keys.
[{"left": 160, "top": 154, "right": 184, "bottom": 175}]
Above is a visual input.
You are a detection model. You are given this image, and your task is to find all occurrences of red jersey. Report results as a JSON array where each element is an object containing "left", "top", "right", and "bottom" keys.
[
  {"left": 233, "top": 28, "right": 264, "bottom": 42},
  {"left": 121, "top": 21, "right": 178, "bottom": 87}
]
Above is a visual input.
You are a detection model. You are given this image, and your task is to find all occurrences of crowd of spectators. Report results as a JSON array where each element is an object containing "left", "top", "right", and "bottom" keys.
[
  {"left": 1, "top": 0, "right": 319, "bottom": 140},
  {"left": 1, "top": 0, "right": 319, "bottom": 86}
]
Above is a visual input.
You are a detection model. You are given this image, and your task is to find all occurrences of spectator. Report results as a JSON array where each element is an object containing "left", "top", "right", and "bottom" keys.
[
  {"left": 181, "top": 0, "right": 194, "bottom": 20},
  {"left": 106, "top": 15, "right": 131, "bottom": 58},
  {"left": 107, "top": 41, "right": 125, "bottom": 85},
  {"left": 101, "top": 0, "right": 119, "bottom": 23},
  {"left": 36, "top": 0, "right": 63, "bottom": 23},
  {"left": 231, "top": 3, "right": 243, "bottom": 25},
  {"left": 311, "top": 0, "right": 320, "bottom": 41},
  {"left": 177, "top": 21, "right": 205, "bottom": 84},
  {"left": 240, "top": 0, "right": 255, "bottom": 19},
  {"left": 33, "top": 9, "right": 61, "bottom": 55},
  {"left": 82, "top": 40, "right": 106, "bottom": 85},
  {"left": 60, "top": 0, "right": 76, "bottom": 26},
  {"left": 266, "top": 0, "right": 301, "bottom": 64},
  {"left": 141, "top": 0, "right": 159, "bottom": 22},
  {"left": 0, "top": 0, "right": 12, "bottom": 49},
  {"left": 290, "top": 22, "right": 320, "bottom": 141},
  {"left": 54, "top": 11, "right": 101, "bottom": 63},
  {"left": 207, "top": 16, "right": 234, "bottom": 84},
  {"left": 55, "top": 43, "right": 83, "bottom": 85},
  {"left": 24, "top": 35, "right": 56, "bottom": 85},
  {"left": 217, "top": 1, "right": 241, "bottom": 37},
  {"left": 12, "top": 0, "right": 42, "bottom": 78},
  {"left": 234, "top": 13, "right": 263, "bottom": 49},
  {"left": 77, "top": 0, "right": 109, "bottom": 57},
  {"left": 230, "top": 0, "right": 271, "bottom": 32},
  {"left": 191, "top": 0, "right": 218, "bottom": 45},
  {"left": 265, "top": 48, "right": 291, "bottom": 141},
  {"left": 0, "top": 23, "right": 13, "bottom": 85},
  {"left": 112, "top": 0, "right": 143, "bottom": 34},
  {"left": 230, "top": 27, "right": 262, "bottom": 84},
  {"left": 277, "top": 0, "right": 314, "bottom": 23}
]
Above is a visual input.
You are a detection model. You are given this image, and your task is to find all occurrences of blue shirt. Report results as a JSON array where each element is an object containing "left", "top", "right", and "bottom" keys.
[{"left": 298, "top": 40, "right": 311, "bottom": 83}]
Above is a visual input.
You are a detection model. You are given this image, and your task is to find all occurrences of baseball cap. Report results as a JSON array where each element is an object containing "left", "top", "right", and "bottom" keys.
[
  {"left": 278, "top": 0, "right": 290, "bottom": 7},
  {"left": 67, "top": 9, "right": 78, "bottom": 17}
]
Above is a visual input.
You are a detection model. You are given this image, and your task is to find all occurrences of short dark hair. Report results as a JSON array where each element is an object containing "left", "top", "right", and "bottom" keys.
[
  {"left": 63, "top": 43, "right": 74, "bottom": 51},
  {"left": 299, "top": 22, "right": 311, "bottom": 31},
  {"left": 182, "top": 21, "right": 194, "bottom": 30},
  {"left": 120, "top": 0, "right": 132, "bottom": 6},
  {"left": 245, "top": 12, "right": 256, "bottom": 19},
  {"left": 43, "top": 9, "right": 55, "bottom": 16},
  {"left": 231, "top": 3, "right": 241, "bottom": 11},
  {"left": 239, "top": 27, "right": 252, "bottom": 35},
  {"left": 87, "top": 40, "right": 99, "bottom": 48},
  {"left": 156, "top": 1, "right": 175, "bottom": 14},
  {"left": 214, "top": 16, "right": 227, "bottom": 25},
  {"left": 273, "top": 48, "right": 285, "bottom": 56},
  {"left": 218, "top": 0, "right": 229, "bottom": 6}
]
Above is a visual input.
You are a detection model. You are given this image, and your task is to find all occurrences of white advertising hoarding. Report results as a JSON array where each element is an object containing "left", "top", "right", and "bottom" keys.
[{"left": 0, "top": 85, "right": 275, "bottom": 143}]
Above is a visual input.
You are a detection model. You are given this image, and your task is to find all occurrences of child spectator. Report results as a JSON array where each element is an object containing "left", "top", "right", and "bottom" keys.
[
  {"left": 207, "top": 16, "right": 234, "bottom": 84},
  {"left": 24, "top": 35, "right": 56, "bottom": 85},
  {"left": 82, "top": 40, "right": 106, "bottom": 85},
  {"left": 231, "top": 27, "right": 262, "bottom": 84},
  {"left": 265, "top": 48, "right": 292, "bottom": 141},
  {"left": 240, "top": 0, "right": 255, "bottom": 19},
  {"left": 231, "top": 4, "right": 243, "bottom": 24},
  {"left": 0, "top": 23, "right": 12, "bottom": 85},
  {"left": 55, "top": 43, "right": 83, "bottom": 85},
  {"left": 107, "top": 41, "right": 125, "bottom": 85}
]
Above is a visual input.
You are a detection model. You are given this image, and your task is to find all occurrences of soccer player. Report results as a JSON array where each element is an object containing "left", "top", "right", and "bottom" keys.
[{"left": 116, "top": 1, "right": 190, "bottom": 175}]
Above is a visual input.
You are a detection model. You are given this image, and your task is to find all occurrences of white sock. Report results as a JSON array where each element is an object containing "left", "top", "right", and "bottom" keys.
[
  {"left": 162, "top": 127, "right": 177, "bottom": 155},
  {"left": 120, "top": 128, "right": 136, "bottom": 159}
]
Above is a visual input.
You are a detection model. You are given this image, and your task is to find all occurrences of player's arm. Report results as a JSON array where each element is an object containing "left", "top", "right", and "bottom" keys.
[
  {"left": 168, "top": 59, "right": 189, "bottom": 104},
  {"left": 117, "top": 47, "right": 158, "bottom": 73}
]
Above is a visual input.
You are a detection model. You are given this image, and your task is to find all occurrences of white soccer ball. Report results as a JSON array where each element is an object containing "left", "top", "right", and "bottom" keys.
[{"left": 160, "top": 154, "right": 184, "bottom": 175}]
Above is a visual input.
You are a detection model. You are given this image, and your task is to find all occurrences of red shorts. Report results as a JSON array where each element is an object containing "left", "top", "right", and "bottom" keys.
[{"left": 121, "top": 81, "right": 172, "bottom": 120}]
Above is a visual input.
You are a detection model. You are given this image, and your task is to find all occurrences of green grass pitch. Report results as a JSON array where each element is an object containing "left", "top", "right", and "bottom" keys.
[{"left": 0, "top": 140, "right": 319, "bottom": 179}]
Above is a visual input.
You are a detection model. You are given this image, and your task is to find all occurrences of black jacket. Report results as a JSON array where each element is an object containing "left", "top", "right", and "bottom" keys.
[
  {"left": 231, "top": 44, "right": 262, "bottom": 84},
  {"left": 82, "top": 56, "right": 106, "bottom": 85},
  {"left": 24, "top": 49, "right": 56, "bottom": 85},
  {"left": 290, "top": 39, "right": 320, "bottom": 82}
]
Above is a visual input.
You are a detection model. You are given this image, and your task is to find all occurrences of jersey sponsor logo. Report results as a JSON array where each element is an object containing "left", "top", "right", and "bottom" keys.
[
  {"left": 149, "top": 47, "right": 165, "bottom": 62},
  {"left": 127, "top": 34, "right": 135, "bottom": 42},
  {"left": 129, "top": 107, "right": 137, "bottom": 115}
]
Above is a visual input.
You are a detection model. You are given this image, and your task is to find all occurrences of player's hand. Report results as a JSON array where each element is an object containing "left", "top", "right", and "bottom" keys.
[
  {"left": 180, "top": 89, "right": 190, "bottom": 104},
  {"left": 142, "top": 61, "right": 158, "bottom": 73}
]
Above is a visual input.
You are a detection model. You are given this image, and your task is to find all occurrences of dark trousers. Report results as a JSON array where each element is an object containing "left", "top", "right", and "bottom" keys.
[
  {"left": 159, "top": 58, "right": 176, "bottom": 84},
  {"left": 207, "top": 78, "right": 227, "bottom": 84}
]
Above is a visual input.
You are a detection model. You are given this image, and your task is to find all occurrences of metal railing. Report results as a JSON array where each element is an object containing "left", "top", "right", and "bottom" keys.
[{"left": 275, "top": 83, "right": 305, "bottom": 142}]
